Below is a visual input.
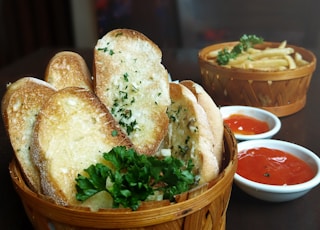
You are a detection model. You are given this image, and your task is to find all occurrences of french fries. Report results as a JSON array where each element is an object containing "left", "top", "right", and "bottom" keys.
[{"left": 206, "top": 41, "right": 310, "bottom": 71}]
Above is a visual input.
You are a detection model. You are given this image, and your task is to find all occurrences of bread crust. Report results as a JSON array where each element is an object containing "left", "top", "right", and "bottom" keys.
[
  {"left": 31, "top": 87, "right": 133, "bottom": 206},
  {"left": 1, "top": 77, "right": 56, "bottom": 192},
  {"left": 45, "top": 51, "right": 93, "bottom": 91},
  {"left": 93, "top": 29, "right": 170, "bottom": 155},
  {"left": 180, "top": 80, "right": 224, "bottom": 168},
  {"left": 165, "top": 83, "right": 220, "bottom": 184}
]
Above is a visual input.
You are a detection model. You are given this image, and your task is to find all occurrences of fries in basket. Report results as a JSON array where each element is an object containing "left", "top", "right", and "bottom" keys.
[{"left": 206, "top": 36, "right": 310, "bottom": 71}]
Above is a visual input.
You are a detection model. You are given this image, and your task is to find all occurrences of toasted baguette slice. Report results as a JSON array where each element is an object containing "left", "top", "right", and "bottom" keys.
[
  {"left": 94, "top": 29, "right": 170, "bottom": 155},
  {"left": 31, "top": 87, "right": 133, "bottom": 206},
  {"left": 45, "top": 51, "right": 93, "bottom": 91},
  {"left": 1, "top": 77, "right": 56, "bottom": 192},
  {"left": 163, "top": 83, "right": 220, "bottom": 184},
  {"left": 180, "top": 80, "right": 224, "bottom": 168}
]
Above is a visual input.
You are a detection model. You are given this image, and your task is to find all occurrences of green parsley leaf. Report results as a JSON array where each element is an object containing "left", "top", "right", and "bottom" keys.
[
  {"left": 75, "top": 146, "right": 195, "bottom": 210},
  {"left": 123, "top": 73, "right": 129, "bottom": 82},
  {"left": 75, "top": 163, "right": 111, "bottom": 201},
  {"left": 217, "top": 34, "right": 264, "bottom": 65},
  {"left": 111, "top": 130, "right": 118, "bottom": 137}
]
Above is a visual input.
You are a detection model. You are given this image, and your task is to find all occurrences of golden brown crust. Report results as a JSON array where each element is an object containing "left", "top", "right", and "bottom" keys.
[
  {"left": 31, "top": 87, "right": 132, "bottom": 206},
  {"left": 165, "top": 83, "right": 220, "bottom": 184},
  {"left": 1, "top": 77, "right": 56, "bottom": 192},
  {"left": 180, "top": 80, "right": 224, "bottom": 168},
  {"left": 45, "top": 51, "right": 93, "bottom": 91},
  {"left": 93, "top": 29, "right": 170, "bottom": 155}
]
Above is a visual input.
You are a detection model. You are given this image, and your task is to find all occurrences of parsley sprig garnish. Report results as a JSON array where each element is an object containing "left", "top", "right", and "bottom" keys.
[
  {"left": 217, "top": 34, "right": 264, "bottom": 65},
  {"left": 75, "top": 146, "right": 195, "bottom": 210}
]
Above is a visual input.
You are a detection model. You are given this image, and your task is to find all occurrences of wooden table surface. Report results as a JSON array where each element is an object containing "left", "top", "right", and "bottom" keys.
[{"left": 0, "top": 47, "right": 319, "bottom": 230}]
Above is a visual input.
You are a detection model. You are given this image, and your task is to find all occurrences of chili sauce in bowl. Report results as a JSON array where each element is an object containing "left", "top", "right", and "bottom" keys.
[
  {"left": 220, "top": 106, "right": 281, "bottom": 141},
  {"left": 234, "top": 139, "right": 320, "bottom": 202},
  {"left": 238, "top": 147, "right": 315, "bottom": 185}
]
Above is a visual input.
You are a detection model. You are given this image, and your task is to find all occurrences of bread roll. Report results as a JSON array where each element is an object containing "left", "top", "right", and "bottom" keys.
[
  {"left": 45, "top": 51, "right": 93, "bottom": 91},
  {"left": 94, "top": 29, "right": 170, "bottom": 155},
  {"left": 163, "top": 82, "right": 220, "bottom": 184},
  {"left": 180, "top": 80, "right": 224, "bottom": 168},
  {"left": 31, "top": 87, "right": 132, "bottom": 206},
  {"left": 1, "top": 77, "right": 56, "bottom": 192}
]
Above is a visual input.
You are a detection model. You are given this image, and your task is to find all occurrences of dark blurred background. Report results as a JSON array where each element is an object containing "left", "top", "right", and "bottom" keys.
[{"left": 1, "top": 0, "right": 319, "bottom": 69}]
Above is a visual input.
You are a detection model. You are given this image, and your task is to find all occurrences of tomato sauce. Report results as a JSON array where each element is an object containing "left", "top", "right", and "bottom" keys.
[
  {"left": 224, "top": 114, "right": 269, "bottom": 135},
  {"left": 237, "top": 147, "right": 315, "bottom": 185}
]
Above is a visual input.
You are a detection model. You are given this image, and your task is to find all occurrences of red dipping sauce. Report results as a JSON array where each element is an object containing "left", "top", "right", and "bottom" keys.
[
  {"left": 224, "top": 114, "right": 269, "bottom": 135},
  {"left": 237, "top": 147, "right": 315, "bottom": 185}
]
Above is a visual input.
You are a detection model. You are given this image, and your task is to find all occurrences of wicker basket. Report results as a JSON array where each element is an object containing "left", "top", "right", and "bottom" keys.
[
  {"left": 9, "top": 126, "right": 238, "bottom": 230},
  {"left": 199, "top": 42, "right": 317, "bottom": 117}
]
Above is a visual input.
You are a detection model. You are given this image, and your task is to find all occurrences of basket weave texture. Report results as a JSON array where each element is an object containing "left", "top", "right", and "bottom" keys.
[
  {"left": 9, "top": 126, "right": 238, "bottom": 230},
  {"left": 199, "top": 42, "right": 317, "bottom": 117}
]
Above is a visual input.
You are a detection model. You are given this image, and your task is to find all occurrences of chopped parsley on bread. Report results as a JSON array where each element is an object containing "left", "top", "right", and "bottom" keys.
[
  {"left": 94, "top": 29, "right": 170, "bottom": 155},
  {"left": 163, "top": 83, "right": 220, "bottom": 184},
  {"left": 180, "top": 80, "right": 224, "bottom": 169}
]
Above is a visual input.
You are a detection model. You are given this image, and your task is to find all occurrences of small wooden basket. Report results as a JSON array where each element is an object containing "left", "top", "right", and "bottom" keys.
[
  {"left": 198, "top": 42, "right": 317, "bottom": 117},
  {"left": 9, "top": 126, "right": 238, "bottom": 230}
]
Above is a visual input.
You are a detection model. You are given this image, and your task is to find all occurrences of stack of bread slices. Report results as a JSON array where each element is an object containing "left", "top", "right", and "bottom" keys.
[{"left": 2, "top": 29, "right": 224, "bottom": 209}]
